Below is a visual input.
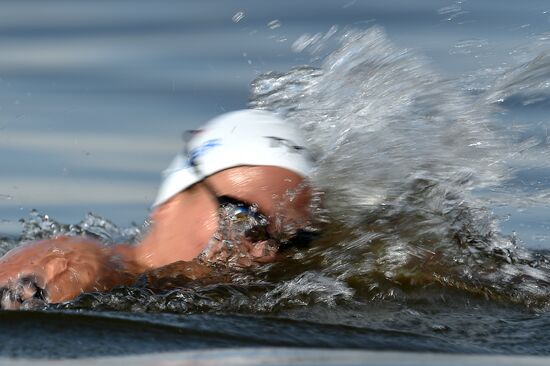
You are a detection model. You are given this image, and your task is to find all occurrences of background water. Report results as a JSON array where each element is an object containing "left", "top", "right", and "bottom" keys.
[
  {"left": 1, "top": 0, "right": 549, "bottom": 247},
  {"left": 1, "top": 0, "right": 550, "bottom": 360}
]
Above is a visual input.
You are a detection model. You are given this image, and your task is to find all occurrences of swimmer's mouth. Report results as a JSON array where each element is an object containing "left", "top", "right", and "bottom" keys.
[{"left": 0, "top": 275, "right": 47, "bottom": 310}]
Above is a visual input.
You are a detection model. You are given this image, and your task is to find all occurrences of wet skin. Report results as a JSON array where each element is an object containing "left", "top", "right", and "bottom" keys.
[{"left": 0, "top": 166, "right": 311, "bottom": 308}]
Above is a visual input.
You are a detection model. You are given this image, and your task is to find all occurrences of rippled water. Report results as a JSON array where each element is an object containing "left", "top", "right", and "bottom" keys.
[{"left": 2, "top": 0, "right": 550, "bottom": 360}]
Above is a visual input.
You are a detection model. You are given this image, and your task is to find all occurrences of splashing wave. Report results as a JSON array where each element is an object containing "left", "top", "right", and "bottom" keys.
[{"left": 6, "top": 27, "right": 550, "bottom": 314}]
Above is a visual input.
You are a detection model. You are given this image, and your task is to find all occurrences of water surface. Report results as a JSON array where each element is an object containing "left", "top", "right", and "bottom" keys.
[{"left": 1, "top": 0, "right": 550, "bottom": 359}]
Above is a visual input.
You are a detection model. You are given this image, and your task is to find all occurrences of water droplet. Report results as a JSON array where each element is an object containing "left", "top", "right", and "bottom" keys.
[
  {"left": 449, "top": 39, "right": 488, "bottom": 55},
  {"left": 0, "top": 194, "right": 12, "bottom": 201},
  {"left": 291, "top": 26, "right": 338, "bottom": 54},
  {"left": 431, "top": 324, "right": 450, "bottom": 332},
  {"left": 438, "top": 4, "right": 461, "bottom": 15},
  {"left": 267, "top": 19, "right": 281, "bottom": 29},
  {"left": 343, "top": 0, "right": 356, "bottom": 9},
  {"left": 292, "top": 33, "right": 322, "bottom": 53},
  {"left": 438, "top": 3, "right": 468, "bottom": 21},
  {"left": 232, "top": 11, "right": 245, "bottom": 23}
]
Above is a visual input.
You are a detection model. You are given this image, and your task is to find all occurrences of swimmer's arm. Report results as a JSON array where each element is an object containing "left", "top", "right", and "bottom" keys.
[
  {"left": 0, "top": 236, "right": 214, "bottom": 308},
  {"left": 0, "top": 237, "right": 144, "bottom": 308}
]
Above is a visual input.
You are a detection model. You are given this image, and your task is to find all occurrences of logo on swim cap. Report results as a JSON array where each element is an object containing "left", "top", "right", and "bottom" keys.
[
  {"left": 153, "top": 109, "right": 314, "bottom": 207},
  {"left": 264, "top": 136, "right": 305, "bottom": 153},
  {"left": 264, "top": 136, "right": 315, "bottom": 161},
  {"left": 188, "top": 138, "right": 222, "bottom": 167}
]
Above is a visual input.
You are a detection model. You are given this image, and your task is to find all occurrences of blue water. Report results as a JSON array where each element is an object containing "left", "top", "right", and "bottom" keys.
[
  {"left": 1, "top": 0, "right": 550, "bottom": 359},
  {"left": 0, "top": 0, "right": 548, "bottom": 246}
]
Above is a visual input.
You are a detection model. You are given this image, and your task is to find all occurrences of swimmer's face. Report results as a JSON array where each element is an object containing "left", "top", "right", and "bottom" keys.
[
  {"left": 203, "top": 166, "right": 313, "bottom": 236},
  {"left": 147, "top": 165, "right": 313, "bottom": 266}
]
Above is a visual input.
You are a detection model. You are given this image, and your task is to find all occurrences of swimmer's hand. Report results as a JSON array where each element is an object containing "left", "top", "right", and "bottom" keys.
[
  {"left": 0, "top": 237, "right": 137, "bottom": 309},
  {"left": 0, "top": 275, "right": 47, "bottom": 310}
]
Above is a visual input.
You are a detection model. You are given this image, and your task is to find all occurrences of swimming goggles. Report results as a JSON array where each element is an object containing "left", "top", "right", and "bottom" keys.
[
  {"left": 183, "top": 130, "right": 272, "bottom": 244},
  {"left": 183, "top": 130, "right": 316, "bottom": 250}
]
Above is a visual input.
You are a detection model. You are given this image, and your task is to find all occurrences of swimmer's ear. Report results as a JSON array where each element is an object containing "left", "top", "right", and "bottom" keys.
[{"left": 44, "top": 257, "right": 68, "bottom": 282}]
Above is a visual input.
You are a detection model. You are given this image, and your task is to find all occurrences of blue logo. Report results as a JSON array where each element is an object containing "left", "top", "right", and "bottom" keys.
[{"left": 188, "top": 138, "right": 221, "bottom": 166}]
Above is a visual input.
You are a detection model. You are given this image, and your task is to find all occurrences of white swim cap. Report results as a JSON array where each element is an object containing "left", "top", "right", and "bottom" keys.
[{"left": 153, "top": 109, "right": 313, "bottom": 207}]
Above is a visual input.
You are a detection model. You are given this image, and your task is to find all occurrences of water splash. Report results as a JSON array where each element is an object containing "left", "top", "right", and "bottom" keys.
[
  {"left": 252, "top": 27, "right": 507, "bottom": 218},
  {"left": 437, "top": 2, "right": 469, "bottom": 22},
  {"left": 250, "top": 27, "right": 550, "bottom": 310},
  {"left": 232, "top": 11, "right": 245, "bottom": 23},
  {"left": 7, "top": 27, "right": 550, "bottom": 315},
  {"left": 267, "top": 19, "right": 282, "bottom": 30},
  {"left": 485, "top": 52, "right": 550, "bottom": 106},
  {"left": 9, "top": 210, "right": 144, "bottom": 253},
  {"left": 258, "top": 271, "right": 354, "bottom": 309},
  {"left": 449, "top": 39, "right": 489, "bottom": 55}
]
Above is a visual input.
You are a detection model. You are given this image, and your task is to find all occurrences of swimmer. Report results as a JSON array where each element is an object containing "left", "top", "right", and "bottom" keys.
[{"left": 0, "top": 110, "right": 314, "bottom": 309}]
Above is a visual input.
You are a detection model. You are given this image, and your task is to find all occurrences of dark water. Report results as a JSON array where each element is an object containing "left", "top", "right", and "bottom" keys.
[
  {"left": 2, "top": 0, "right": 550, "bottom": 360},
  {"left": 0, "top": 305, "right": 543, "bottom": 358}
]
